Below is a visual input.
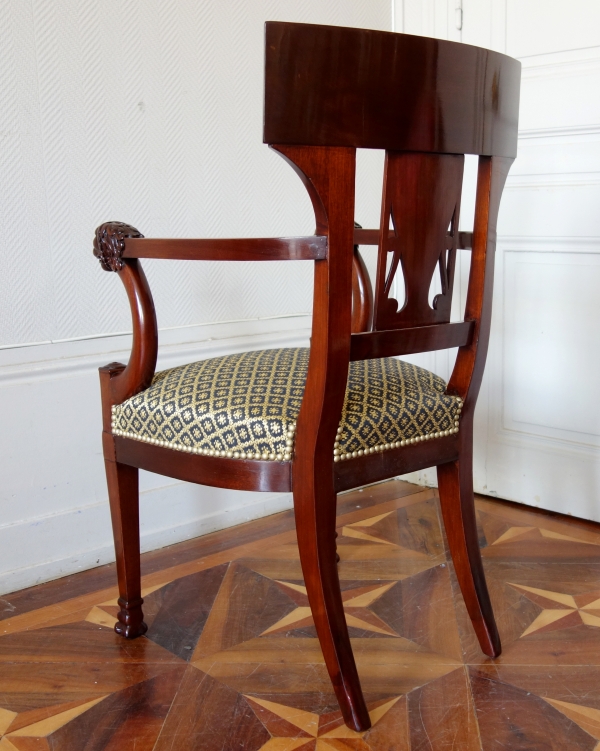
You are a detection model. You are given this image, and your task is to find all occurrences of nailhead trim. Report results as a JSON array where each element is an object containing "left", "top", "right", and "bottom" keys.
[
  {"left": 332, "top": 397, "right": 463, "bottom": 462},
  {"left": 110, "top": 415, "right": 296, "bottom": 462},
  {"left": 111, "top": 397, "right": 463, "bottom": 464}
]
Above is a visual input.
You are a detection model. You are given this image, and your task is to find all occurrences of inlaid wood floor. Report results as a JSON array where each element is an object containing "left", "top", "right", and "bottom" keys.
[{"left": 1, "top": 480, "right": 600, "bottom": 750}]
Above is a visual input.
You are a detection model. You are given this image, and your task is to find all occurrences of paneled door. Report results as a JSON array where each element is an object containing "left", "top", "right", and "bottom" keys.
[{"left": 397, "top": 0, "right": 600, "bottom": 522}]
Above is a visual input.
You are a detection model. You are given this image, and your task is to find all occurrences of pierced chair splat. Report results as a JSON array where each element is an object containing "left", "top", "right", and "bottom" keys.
[{"left": 93, "top": 22, "right": 520, "bottom": 733}]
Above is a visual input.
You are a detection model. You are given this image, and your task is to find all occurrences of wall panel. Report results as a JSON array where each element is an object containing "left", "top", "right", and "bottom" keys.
[{"left": 394, "top": 0, "right": 600, "bottom": 522}]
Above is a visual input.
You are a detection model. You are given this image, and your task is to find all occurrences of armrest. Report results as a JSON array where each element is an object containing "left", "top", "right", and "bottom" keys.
[
  {"left": 352, "top": 222, "right": 373, "bottom": 332},
  {"left": 123, "top": 235, "right": 327, "bottom": 261},
  {"left": 93, "top": 220, "right": 326, "bottom": 418}
]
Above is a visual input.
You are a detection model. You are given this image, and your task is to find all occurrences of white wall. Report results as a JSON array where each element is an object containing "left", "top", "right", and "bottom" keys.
[{"left": 0, "top": 0, "right": 390, "bottom": 594}]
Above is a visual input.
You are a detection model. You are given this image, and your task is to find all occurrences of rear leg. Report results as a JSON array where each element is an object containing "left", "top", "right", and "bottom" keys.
[
  {"left": 437, "top": 445, "right": 500, "bottom": 658},
  {"left": 294, "top": 481, "right": 370, "bottom": 731}
]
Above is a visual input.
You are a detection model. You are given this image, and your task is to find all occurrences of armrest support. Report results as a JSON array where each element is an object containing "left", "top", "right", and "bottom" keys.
[
  {"left": 351, "top": 222, "right": 373, "bottom": 333},
  {"left": 94, "top": 223, "right": 158, "bottom": 426}
]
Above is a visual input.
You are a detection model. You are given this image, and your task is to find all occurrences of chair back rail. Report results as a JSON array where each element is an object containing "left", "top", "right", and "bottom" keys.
[
  {"left": 354, "top": 228, "right": 473, "bottom": 250},
  {"left": 264, "top": 22, "right": 520, "bottom": 157},
  {"left": 350, "top": 321, "right": 474, "bottom": 361}
]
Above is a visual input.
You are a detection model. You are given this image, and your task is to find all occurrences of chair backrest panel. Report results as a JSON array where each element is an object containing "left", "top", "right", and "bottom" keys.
[
  {"left": 266, "top": 23, "right": 519, "bottom": 375},
  {"left": 373, "top": 151, "right": 464, "bottom": 330},
  {"left": 264, "top": 22, "right": 521, "bottom": 158}
]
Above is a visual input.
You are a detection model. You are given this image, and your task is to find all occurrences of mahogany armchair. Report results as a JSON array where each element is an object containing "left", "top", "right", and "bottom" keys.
[{"left": 93, "top": 23, "right": 520, "bottom": 732}]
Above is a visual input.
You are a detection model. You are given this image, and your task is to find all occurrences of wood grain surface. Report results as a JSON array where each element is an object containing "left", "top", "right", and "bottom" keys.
[{"left": 264, "top": 22, "right": 521, "bottom": 157}]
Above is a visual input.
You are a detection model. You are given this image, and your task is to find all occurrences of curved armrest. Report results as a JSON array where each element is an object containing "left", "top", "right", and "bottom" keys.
[{"left": 92, "top": 218, "right": 370, "bottom": 424}]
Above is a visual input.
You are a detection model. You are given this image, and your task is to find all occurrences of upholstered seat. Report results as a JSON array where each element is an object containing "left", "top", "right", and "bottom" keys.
[{"left": 112, "top": 347, "right": 462, "bottom": 461}]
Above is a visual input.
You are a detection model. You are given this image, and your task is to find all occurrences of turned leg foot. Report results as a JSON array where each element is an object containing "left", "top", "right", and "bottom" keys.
[
  {"left": 104, "top": 456, "right": 147, "bottom": 640},
  {"left": 115, "top": 596, "right": 148, "bottom": 638}
]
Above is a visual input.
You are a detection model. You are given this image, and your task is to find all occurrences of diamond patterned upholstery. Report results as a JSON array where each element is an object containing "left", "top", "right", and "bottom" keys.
[{"left": 111, "top": 347, "right": 462, "bottom": 461}]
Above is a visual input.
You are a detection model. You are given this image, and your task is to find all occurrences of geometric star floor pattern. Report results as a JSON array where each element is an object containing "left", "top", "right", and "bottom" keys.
[{"left": 1, "top": 480, "right": 600, "bottom": 750}]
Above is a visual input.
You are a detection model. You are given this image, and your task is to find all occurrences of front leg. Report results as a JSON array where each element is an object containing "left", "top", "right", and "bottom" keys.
[{"left": 105, "top": 454, "right": 146, "bottom": 638}]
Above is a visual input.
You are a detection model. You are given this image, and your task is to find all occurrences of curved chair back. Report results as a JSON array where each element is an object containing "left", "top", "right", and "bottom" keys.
[
  {"left": 265, "top": 22, "right": 520, "bottom": 335},
  {"left": 264, "top": 22, "right": 520, "bottom": 498},
  {"left": 264, "top": 22, "right": 520, "bottom": 157}
]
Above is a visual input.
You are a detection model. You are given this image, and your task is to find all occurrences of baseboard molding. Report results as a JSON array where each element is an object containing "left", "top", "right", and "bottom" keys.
[
  {"left": 0, "top": 316, "right": 306, "bottom": 596},
  {"left": 0, "top": 479, "right": 293, "bottom": 596}
]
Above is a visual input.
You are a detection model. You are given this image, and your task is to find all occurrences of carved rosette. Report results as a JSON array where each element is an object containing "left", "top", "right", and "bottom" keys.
[{"left": 93, "top": 222, "right": 144, "bottom": 272}]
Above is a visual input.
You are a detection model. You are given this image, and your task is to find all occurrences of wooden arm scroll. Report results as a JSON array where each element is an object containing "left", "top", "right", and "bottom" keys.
[
  {"left": 94, "top": 221, "right": 145, "bottom": 271},
  {"left": 95, "top": 223, "right": 158, "bottom": 426}
]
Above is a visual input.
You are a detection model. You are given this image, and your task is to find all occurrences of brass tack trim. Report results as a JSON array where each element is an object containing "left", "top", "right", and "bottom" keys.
[
  {"left": 112, "top": 395, "right": 460, "bottom": 464},
  {"left": 111, "top": 419, "right": 297, "bottom": 461},
  {"left": 334, "top": 425, "right": 460, "bottom": 461},
  {"left": 332, "top": 394, "right": 462, "bottom": 461}
]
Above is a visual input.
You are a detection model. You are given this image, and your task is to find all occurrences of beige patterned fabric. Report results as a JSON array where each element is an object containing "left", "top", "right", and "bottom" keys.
[{"left": 111, "top": 348, "right": 462, "bottom": 461}]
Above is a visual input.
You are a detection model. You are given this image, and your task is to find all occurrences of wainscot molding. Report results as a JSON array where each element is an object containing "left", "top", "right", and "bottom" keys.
[
  {"left": 519, "top": 123, "right": 600, "bottom": 140},
  {"left": 0, "top": 315, "right": 309, "bottom": 596},
  {"left": 498, "top": 235, "right": 600, "bottom": 252},
  {"left": 520, "top": 45, "right": 600, "bottom": 77},
  {"left": 505, "top": 172, "right": 600, "bottom": 189},
  {"left": 0, "top": 482, "right": 294, "bottom": 597}
]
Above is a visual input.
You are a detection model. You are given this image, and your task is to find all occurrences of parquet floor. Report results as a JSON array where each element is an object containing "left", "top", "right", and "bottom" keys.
[{"left": 1, "top": 480, "right": 600, "bottom": 750}]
